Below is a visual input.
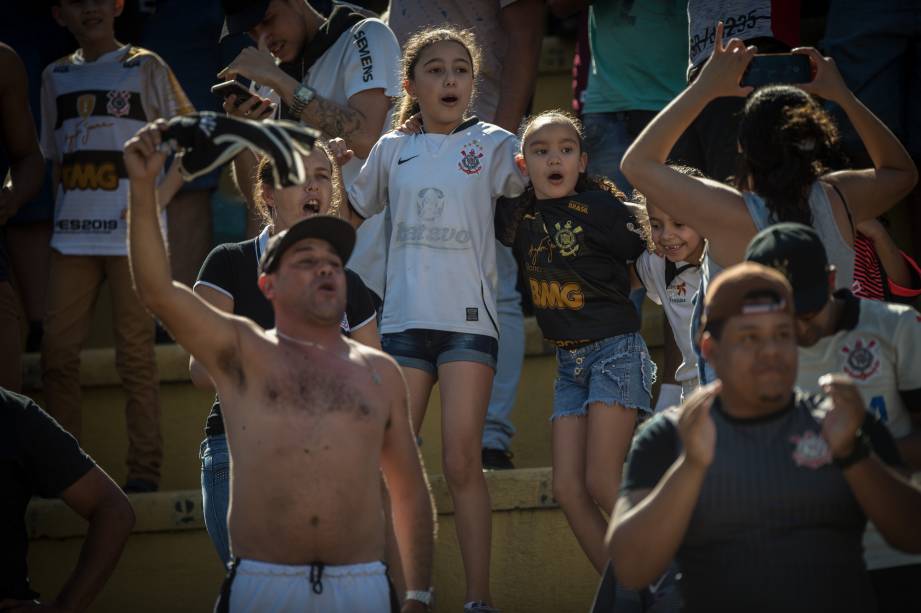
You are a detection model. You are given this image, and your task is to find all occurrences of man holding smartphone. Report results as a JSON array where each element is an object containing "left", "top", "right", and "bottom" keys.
[{"left": 216, "top": 0, "right": 401, "bottom": 311}]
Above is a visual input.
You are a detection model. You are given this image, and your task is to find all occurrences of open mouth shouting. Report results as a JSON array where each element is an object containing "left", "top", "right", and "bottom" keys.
[
  {"left": 440, "top": 94, "right": 459, "bottom": 106},
  {"left": 302, "top": 198, "right": 320, "bottom": 215},
  {"left": 317, "top": 279, "right": 337, "bottom": 294},
  {"left": 547, "top": 172, "right": 565, "bottom": 186}
]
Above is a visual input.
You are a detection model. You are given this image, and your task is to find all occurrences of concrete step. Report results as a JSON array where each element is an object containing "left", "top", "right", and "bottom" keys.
[{"left": 27, "top": 468, "right": 600, "bottom": 613}]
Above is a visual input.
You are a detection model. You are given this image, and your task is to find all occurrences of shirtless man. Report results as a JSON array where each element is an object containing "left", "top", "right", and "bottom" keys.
[{"left": 123, "top": 121, "right": 435, "bottom": 612}]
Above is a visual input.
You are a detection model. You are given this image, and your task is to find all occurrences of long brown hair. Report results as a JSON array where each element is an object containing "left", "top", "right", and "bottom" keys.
[
  {"left": 253, "top": 140, "right": 344, "bottom": 227},
  {"left": 392, "top": 26, "right": 481, "bottom": 130},
  {"left": 735, "top": 85, "right": 846, "bottom": 225}
]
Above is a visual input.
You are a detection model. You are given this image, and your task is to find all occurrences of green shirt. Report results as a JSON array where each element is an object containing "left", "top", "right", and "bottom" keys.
[{"left": 582, "top": 0, "right": 687, "bottom": 114}]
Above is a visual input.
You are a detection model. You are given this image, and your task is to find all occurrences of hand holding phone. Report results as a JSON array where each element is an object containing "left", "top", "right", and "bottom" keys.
[
  {"left": 740, "top": 53, "right": 812, "bottom": 88},
  {"left": 211, "top": 78, "right": 254, "bottom": 108}
]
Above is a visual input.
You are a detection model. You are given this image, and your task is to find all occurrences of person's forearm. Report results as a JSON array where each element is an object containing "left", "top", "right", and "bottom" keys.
[
  {"left": 494, "top": 2, "right": 543, "bottom": 133},
  {"left": 837, "top": 91, "right": 917, "bottom": 188},
  {"left": 620, "top": 84, "right": 713, "bottom": 184},
  {"left": 155, "top": 162, "right": 184, "bottom": 211},
  {"left": 270, "top": 73, "right": 374, "bottom": 158},
  {"left": 393, "top": 479, "right": 435, "bottom": 592},
  {"left": 607, "top": 455, "right": 707, "bottom": 589},
  {"left": 844, "top": 454, "right": 921, "bottom": 552},
  {"left": 128, "top": 179, "right": 174, "bottom": 309},
  {"left": 54, "top": 500, "right": 134, "bottom": 611}
]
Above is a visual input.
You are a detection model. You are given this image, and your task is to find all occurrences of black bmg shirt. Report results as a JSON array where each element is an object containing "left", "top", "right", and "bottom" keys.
[
  {"left": 498, "top": 189, "right": 646, "bottom": 345},
  {"left": 195, "top": 234, "right": 377, "bottom": 436},
  {"left": 1, "top": 389, "right": 94, "bottom": 600}
]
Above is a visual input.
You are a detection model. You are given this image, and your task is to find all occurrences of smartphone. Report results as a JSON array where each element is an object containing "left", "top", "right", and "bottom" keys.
[
  {"left": 211, "top": 78, "right": 254, "bottom": 107},
  {"left": 741, "top": 54, "right": 812, "bottom": 88}
]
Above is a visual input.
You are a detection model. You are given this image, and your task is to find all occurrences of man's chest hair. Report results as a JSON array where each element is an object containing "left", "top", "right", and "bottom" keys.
[{"left": 259, "top": 360, "right": 384, "bottom": 422}]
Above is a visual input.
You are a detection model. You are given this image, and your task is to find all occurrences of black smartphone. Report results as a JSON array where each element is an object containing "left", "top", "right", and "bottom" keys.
[
  {"left": 741, "top": 54, "right": 812, "bottom": 88},
  {"left": 210, "top": 78, "right": 254, "bottom": 107}
]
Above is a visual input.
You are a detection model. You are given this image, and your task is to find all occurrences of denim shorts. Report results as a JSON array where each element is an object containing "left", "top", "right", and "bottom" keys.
[
  {"left": 381, "top": 328, "right": 498, "bottom": 375},
  {"left": 552, "top": 332, "right": 656, "bottom": 420}
]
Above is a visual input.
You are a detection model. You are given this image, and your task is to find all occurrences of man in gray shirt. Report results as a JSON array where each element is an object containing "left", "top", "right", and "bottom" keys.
[{"left": 608, "top": 261, "right": 921, "bottom": 613}]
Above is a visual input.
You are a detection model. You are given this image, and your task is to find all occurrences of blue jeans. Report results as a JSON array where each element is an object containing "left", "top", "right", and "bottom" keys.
[
  {"left": 553, "top": 333, "right": 656, "bottom": 420},
  {"left": 583, "top": 111, "right": 657, "bottom": 195},
  {"left": 690, "top": 288, "right": 718, "bottom": 385},
  {"left": 482, "top": 243, "right": 524, "bottom": 452},
  {"left": 200, "top": 434, "right": 231, "bottom": 567}
]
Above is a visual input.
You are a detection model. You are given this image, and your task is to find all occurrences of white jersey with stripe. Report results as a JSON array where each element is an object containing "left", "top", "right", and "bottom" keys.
[
  {"left": 635, "top": 251, "right": 702, "bottom": 385},
  {"left": 347, "top": 118, "right": 526, "bottom": 339},
  {"left": 797, "top": 293, "right": 921, "bottom": 571},
  {"left": 40, "top": 45, "right": 193, "bottom": 256}
]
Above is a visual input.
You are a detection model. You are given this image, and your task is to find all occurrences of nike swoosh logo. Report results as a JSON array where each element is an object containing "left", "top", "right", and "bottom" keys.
[{"left": 397, "top": 155, "right": 419, "bottom": 165}]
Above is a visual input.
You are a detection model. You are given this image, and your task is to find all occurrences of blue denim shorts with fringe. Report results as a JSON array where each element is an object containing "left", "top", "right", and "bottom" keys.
[{"left": 552, "top": 332, "right": 656, "bottom": 421}]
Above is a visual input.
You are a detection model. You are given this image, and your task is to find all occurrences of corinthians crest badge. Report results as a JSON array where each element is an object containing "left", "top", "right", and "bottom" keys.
[
  {"left": 840, "top": 337, "right": 881, "bottom": 381},
  {"left": 458, "top": 140, "right": 484, "bottom": 175},
  {"left": 553, "top": 220, "right": 583, "bottom": 256},
  {"left": 789, "top": 430, "right": 831, "bottom": 469}
]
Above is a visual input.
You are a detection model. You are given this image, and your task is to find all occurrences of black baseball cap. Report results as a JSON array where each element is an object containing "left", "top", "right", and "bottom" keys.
[
  {"left": 220, "top": 0, "right": 270, "bottom": 40},
  {"left": 259, "top": 216, "right": 356, "bottom": 275},
  {"left": 744, "top": 222, "right": 831, "bottom": 315}
]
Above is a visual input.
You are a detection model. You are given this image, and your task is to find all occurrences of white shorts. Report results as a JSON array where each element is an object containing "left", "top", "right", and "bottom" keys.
[{"left": 218, "top": 559, "right": 395, "bottom": 613}]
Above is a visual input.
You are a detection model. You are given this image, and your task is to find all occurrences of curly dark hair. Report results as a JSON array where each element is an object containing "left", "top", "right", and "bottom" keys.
[{"left": 735, "top": 85, "right": 846, "bottom": 225}]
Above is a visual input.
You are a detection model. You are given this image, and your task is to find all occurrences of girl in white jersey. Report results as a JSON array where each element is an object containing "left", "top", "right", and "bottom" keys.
[{"left": 339, "top": 28, "right": 526, "bottom": 613}]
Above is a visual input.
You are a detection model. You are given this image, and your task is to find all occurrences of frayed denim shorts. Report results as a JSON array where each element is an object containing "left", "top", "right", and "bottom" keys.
[{"left": 552, "top": 332, "right": 656, "bottom": 421}]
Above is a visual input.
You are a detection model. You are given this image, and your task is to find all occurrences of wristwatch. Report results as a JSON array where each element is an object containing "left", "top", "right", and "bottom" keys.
[
  {"left": 405, "top": 589, "right": 433, "bottom": 608},
  {"left": 289, "top": 84, "right": 315, "bottom": 119},
  {"left": 833, "top": 429, "right": 872, "bottom": 470}
]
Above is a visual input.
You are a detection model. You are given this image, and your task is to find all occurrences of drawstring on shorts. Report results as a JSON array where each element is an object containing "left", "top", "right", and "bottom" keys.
[{"left": 309, "top": 562, "right": 325, "bottom": 594}]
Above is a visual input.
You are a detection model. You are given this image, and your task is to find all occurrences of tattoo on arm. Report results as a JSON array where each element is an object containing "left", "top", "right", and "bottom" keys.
[{"left": 304, "top": 96, "right": 365, "bottom": 141}]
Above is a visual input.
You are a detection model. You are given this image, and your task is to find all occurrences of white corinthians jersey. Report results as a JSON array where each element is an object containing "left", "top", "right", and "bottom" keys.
[
  {"left": 40, "top": 45, "right": 192, "bottom": 255},
  {"left": 635, "top": 251, "right": 702, "bottom": 385},
  {"left": 347, "top": 119, "right": 526, "bottom": 338},
  {"left": 797, "top": 292, "right": 921, "bottom": 571}
]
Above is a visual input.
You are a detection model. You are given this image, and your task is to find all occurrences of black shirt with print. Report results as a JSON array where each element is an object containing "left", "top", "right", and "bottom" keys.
[{"left": 498, "top": 189, "right": 646, "bottom": 345}]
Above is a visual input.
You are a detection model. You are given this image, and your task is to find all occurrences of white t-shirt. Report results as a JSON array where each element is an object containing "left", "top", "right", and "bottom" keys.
[
  {"left": 796, "top": 294, "right": 921, "bottom": 571},
  {"left": 40, "top": 45, "right": 193, "bottom": 255},
  {"left": 347, "top": 119, "right": 526, "bottom": 338},
  {"left": 261, "top": 17, "right": 402, "bottom": 298},
  {"left": 635, "top": 251, "right": 701, "bottom": 385}
]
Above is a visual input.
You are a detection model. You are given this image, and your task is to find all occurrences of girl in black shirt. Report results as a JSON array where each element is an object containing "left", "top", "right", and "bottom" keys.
[{"left": 497, "top": 110, "right": 655, "bottom": 573}]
